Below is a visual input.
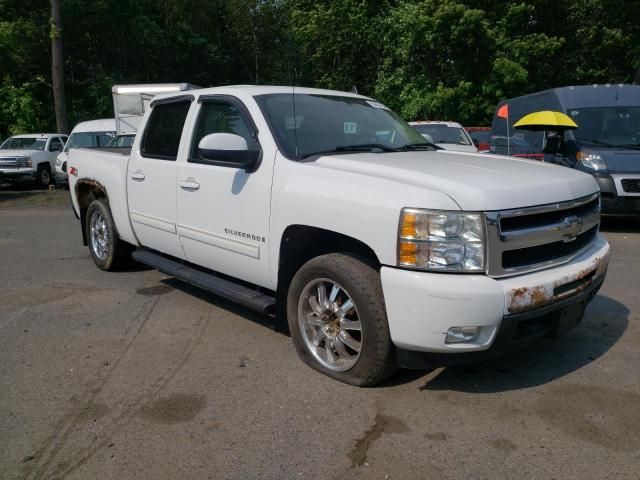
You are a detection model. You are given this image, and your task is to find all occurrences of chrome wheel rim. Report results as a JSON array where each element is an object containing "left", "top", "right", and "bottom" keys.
[
  {"left": 298, "top": 278, "right": 362, "bottom": 372},
  {"left": 90, "top": 211, "right": 109, "bottom": 261}
]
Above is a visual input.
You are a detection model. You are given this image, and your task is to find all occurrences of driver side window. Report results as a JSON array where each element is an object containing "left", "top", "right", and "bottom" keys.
[
  {"left": 189, "top": 100, "right": 256, "bottom": 161},
  {"left": 49, "top": 137, "right": 63, "bottom": 152}
]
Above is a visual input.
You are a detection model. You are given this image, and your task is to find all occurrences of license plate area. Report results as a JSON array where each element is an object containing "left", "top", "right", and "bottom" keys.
[{"left": 556, "top": 302, "right": 586, "bottom": 335}]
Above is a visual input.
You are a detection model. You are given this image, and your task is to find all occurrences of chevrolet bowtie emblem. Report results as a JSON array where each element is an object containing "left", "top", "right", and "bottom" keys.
[{"left": 561, "top": 215, "right": 582, "bottom": 242}]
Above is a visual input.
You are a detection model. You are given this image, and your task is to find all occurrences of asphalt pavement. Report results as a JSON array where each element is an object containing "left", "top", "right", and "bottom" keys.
[{"left": 1, "top": 188, "right": 639, "bottom": 480}]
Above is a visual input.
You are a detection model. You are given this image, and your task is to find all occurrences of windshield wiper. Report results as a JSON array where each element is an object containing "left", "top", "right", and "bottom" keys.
[
  {"left": 300, "top": 143, "right": 400, "bottom": 159},
  {"left": 399, "top": 142, "right": 441, "bottom": 151}
]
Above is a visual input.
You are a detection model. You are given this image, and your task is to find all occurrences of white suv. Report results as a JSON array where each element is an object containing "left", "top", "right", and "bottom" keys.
[{"left": 55, "top": 119, "right": 116, "bottom": 183}]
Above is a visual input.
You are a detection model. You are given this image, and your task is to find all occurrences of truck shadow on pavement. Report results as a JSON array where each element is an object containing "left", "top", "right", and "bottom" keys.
[
  {"left": 160, "top": 278, "right": 277, "bottom": 332},
  {"left": 160, "top": 276, "right": 629, "bottom": 394},
  {"left": 418, "top": 295, "right": 629, "bottom": 393},
  {"left": 600, "top": 216, "right": 640, "bottom": 233},
  {"left": 158, "top": 274, "right": 629, "bottom": 393}
]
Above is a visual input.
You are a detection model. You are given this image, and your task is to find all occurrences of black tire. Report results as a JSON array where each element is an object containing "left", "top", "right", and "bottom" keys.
[
  {"left": 85, "top": 199, "right": 133, "bottom": 271},
  {"left": 35, "top": 164, "right": 52, "bottom": 188},
  {"left": 287, "top": 253, "right": 397, "bottom": 386}
]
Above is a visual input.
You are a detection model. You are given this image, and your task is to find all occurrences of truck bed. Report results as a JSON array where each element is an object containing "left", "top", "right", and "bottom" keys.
[{"left": 68, "top": 147, "right": 137, "bottom": 246}]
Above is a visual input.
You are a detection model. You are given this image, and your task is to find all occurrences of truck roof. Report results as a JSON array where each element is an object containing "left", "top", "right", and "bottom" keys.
[
  {"left": 11, "top": 133, "right": 64, "bottom": 138},
  {"left": 497, "top": 84, "right": 640, "bottom": 109},
  {"left": 553, "top": 84, "right": 640, "bottom": 108},
  {"left": 151, "top": 85, "right": 373, "bottom": 103}
]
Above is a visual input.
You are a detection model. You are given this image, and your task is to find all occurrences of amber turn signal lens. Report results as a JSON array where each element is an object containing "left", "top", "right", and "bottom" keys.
[
  {"left": 400, "top": 212, "right": 417, "bottom": 238},
  {"left": 398, "top": 241, "right": 417, "bottom": 265}
]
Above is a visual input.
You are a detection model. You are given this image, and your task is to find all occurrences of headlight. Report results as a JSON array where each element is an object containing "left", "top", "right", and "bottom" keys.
[
  {"left": 576, "top": 151, "right": 607, "bottom": 171},
  {"left": 398, "top": 209, "right": 485, "bottom": 272},
  {"left": 18, "top": 156, "right": 32, "bottom": 168}
]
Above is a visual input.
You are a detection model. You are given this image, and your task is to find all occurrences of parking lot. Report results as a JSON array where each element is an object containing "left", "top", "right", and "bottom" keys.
[{"left": 1, "top": 188, "right": 639, "bottom": 480}]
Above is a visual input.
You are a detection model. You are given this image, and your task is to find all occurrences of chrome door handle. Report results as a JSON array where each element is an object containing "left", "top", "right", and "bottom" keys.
[
  {"left": 179, "top": 178, "right": 200, "bottom": 191},
  {"left": 130, "top": 170, "right": 146, "bottom": 181}
]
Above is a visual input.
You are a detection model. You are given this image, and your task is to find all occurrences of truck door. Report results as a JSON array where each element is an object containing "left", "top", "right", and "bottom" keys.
[
  {"left": 176, "top": 96, "right": 275, "bottom": 289},
  {"left": 127, "top": 98, "right": 193, "bottom": 259}
]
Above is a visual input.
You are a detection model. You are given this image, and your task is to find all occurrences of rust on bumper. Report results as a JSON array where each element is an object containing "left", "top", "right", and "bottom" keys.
[{"left": 507, "top": 252, "right": 609, "bottom": 315}]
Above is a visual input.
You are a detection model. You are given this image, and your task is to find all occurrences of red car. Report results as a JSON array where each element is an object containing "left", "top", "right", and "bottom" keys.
[{"left": 465, "top": 126, "right": 491, "bottom": 152}]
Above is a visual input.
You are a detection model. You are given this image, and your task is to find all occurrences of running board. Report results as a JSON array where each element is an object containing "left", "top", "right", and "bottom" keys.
[{"left": 132, "top": 249, "right": 275, "bottom": 314}]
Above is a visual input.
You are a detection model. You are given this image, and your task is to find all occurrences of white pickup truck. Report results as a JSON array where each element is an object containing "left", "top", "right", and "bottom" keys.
[
  {"left": 68, "top": 86, "right": 610, "bottom": 386},
  {"left": 1, "top": 133, "right": 68, "bottom": 186}
]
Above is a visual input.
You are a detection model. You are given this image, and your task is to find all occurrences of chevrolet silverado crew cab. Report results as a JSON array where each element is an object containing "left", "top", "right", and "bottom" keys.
[
  {"left": 68, "top": 86, "right": 610, "bottom": 386},
  {"left": 1, "top": 133, "right": 68, "bottom": 187}
]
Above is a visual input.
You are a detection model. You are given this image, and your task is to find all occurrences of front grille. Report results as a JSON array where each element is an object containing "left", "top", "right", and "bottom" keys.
[
  {"left": 0, "top": 157, "right": 19, "bottom": 169},
  {"left": 500, "top": 197, "right": 599, "bottom": 232},
  {"left": 0, "top": 157, "right": 29, "bottom": 169},
  {"left": 485, "top": 193, "right": 600, "bottom": 277},
  {"left": 502, "top": 226, "right": 598, "bottom": 269},
  {"left": 621, "top": 179, "right": 640, "bottom": 193}
]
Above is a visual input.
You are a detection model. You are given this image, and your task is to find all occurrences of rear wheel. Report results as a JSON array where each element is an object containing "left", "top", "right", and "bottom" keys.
[
  {"left": 86, "top": 199, "right": 133, "bottom": 271},
  {"left": 287, "top": 253, "right": 397, "bottom": 386}
]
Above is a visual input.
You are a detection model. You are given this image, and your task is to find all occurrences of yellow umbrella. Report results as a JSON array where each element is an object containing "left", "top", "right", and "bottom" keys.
[{"left": 513, "top": 110, "right": 578, "bottom": 131}]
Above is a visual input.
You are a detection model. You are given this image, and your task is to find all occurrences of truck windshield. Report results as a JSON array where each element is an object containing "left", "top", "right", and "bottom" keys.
[
  {"left": 255, "top": 93, "right": 429, "bottom": 159},
  {"left": 64, "top": 131, "right": 115, "bottom": 152},
  {"left": 571, "top": 106, "right": 640, "bottom": 148},
  {"left": 413, "top": 124, "right": 472, "bottom": 145},
  {"left": 0, "top": 137, "right": 46, "bottom": 150}
]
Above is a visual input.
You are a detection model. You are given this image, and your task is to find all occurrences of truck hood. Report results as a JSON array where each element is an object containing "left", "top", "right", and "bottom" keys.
[
  {"left": 0, "top": 149, "right": 38, "bottom": 157},
  {"left": 313, "top": 150, "right": 598, "bottom": 211},
  {"left": 592, "top": 148, "right": 640, "bottom": 174}
]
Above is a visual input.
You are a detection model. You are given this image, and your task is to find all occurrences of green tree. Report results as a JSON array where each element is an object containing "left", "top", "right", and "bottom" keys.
[
  {"left": 1, "top": 0, "right": 640, "bottom": 138},
  {"left": 0, "top": 0, "right": 53, "bottom": 136},
  {"left": 289, "top": 0, "right": 390, "bottom": 94},
  {"left": 564, "top": 0, "right": 640, "bottom": 84},
  {"left": 375, "top": 0, "right": 494, "bottom": 122}
]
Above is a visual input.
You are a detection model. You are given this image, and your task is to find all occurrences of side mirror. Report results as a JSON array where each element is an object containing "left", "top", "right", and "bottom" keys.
[
  {"left": 472, "top": 138, "right": 480, "bottom": 147},
  {"left": 50, "top": 144, "right": 62, "bottom": 152},
  {"left": 198, "top": 133, "right": 260, "bottom": 172}
]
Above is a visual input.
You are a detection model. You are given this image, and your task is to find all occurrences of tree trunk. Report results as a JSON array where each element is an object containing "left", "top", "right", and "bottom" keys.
[{"left": 51, "top": 0, "right": 68, "bottom": 133}]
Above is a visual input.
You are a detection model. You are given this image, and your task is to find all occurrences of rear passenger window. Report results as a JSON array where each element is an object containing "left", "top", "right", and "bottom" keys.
[
  {"left": 141, "top": 100, "right": 191, "bottom": 160},
  {"left": 190, "top": 101, "right": 257, "bottom": 161}
]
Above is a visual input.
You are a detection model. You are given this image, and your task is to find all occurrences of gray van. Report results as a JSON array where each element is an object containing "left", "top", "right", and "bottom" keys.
[{"left": 491, "top": 85, "right": 640, "bottom": 214}]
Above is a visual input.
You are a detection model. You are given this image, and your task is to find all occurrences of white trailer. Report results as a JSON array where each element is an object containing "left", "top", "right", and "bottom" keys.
[{"left": 112, "top": 83, "right": 199, "bottom": 135}]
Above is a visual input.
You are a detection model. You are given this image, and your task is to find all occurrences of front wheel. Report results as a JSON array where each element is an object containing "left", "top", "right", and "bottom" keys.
[
  {"left": 86, "top": 199, "right": 132, "bottom": 271},
  {"left": 287, "top": 253, "right": 397, "bottom": 386},
  {"left": 35, "top": 164, "right": 51, "bottom": 188}
]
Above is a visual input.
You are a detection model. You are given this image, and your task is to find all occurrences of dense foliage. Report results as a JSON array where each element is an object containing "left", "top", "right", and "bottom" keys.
[{"left": 1, "top": 0, "right": 639, "bottom": 136}]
